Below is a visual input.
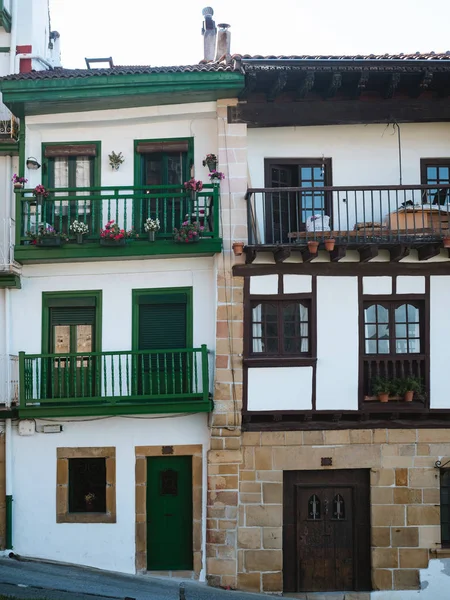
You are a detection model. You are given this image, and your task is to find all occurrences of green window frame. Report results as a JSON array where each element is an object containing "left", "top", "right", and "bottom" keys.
[
  {"left": 133, "top": 138, "right": 194, "bottom": 187},
  {"left": 131, "top": 287, "right": 193, "bottom": 351},
  {"left": 42, "top": 141, "right": 102, "bottom": 189},
  {"left": 42, "top": 290, "right": 103, "bottom": 354}
]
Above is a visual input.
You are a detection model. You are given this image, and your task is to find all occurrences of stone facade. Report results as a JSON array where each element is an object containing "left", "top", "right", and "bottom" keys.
[{"left": 208, "top": 426, "right": 448, "bottom": 593}]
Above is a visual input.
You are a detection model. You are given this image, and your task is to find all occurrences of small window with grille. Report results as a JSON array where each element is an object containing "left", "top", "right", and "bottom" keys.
[{"left": 441, "top": 469, "right": 450, "bottom": 547}]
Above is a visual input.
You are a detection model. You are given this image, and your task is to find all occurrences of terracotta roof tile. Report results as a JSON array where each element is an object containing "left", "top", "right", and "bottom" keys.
[{"left": 232, "top": 52, "right": 450, "bottom": 61}]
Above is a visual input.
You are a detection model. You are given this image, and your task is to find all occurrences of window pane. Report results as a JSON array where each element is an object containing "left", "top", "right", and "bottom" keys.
[
  {"left": 76, "top": 325, "right": 93, "bottom": 353},
  {"left": 427, "top": 167, "right": 437, "bottom": 181},
  {"left": 408, "top": 339, "right": 420, "bottom": 353},
  {"left": 365, "top": 305, "right": 377, "bottom": 323},
  {"left": 407, "top": 305, "right": 419, "bottom": 321},
  {"left": 396, "top": 324, "right": 407, "bottom": 338},
  {"left": 366, "top": 340, "right": 377, "bottom": 353},
  {"left": 396, "top": 339, "right": 408, "bottom": 354},
  {"left": 408, "top": 323, "right": 419, "bottom": 337},
  {"left": 395, "top": 304, "right": 407, "bottom": 322},
  {"left": 54, "top": 325, "right": 70, "bottom": 353},
  {"left": 377, "top": 305, "right": 389, "bottom": 323},
  {"left": 68, "top": 457, "right": 106, "bottom": 513},
  {"left": 378, "top": 340, "right": 390, "bottom": 354},
  {"left": 252, "top": 303, "right": 278, "bottom": 353},
  {"left": 283, "top": 302, "right": 309, "bottom": 354},
  {"left": 377, "top": 324, "right": 389, "bottom": 340},
  {"left": 365, "top": 324, "right": 376, "bottom": 339}
]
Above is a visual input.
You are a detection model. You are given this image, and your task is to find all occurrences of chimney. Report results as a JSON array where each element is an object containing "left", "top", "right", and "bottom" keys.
[
  {"left": 215, "top": 23, "right": 231, "bottom": 63},
  {"left": 201, "top": 7, "right": 217, "bottom": 62}
]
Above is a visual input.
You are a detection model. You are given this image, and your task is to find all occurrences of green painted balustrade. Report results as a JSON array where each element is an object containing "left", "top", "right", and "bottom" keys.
[
  {"left": 14, "top": 184, "right": 221, "bottom": 261},
  {"left": 18, "top": 346, "right": 212, "bottom": 417}
]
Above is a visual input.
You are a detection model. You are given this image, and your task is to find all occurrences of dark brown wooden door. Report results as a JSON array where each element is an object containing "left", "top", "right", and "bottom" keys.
[{"left": 283, "top": 469, "right": 371, "bottom": 593}]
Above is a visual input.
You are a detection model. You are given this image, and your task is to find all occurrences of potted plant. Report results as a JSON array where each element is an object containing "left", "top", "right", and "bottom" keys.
[
  {"left": 232, "top": 241, "right": 245, "bottom": 256},
  {"left": 27, "top": 225, "right": 68, "bottom": 247},
  {"left": 324, "top": 237, "right": 336, "bottom": 252},
  {"left": 144, "top": 217, "right": 160, "bottom": 242},
  {"left": 372, "top": 377, "right": 392, "bottom": 403},
  {"left": 70, "top": 220, "right": 89, "bottom": 244},
  {"left": 33, "top": 184, "right": 50, "bottom": 206},
  {"left": 396, "top": 376, "right": 422, "bottom": 402},
  {"left": 202, "top": 153, "right": 218, "bottom": 173},
  {"left": 173, "top": 220, "right": 204, "bottom": 244},
  {"left": 443, "top": 230, "right": 450, "bottom": 249},
  {"left": 184, "top": 178, "right": 203, "bottom": 201},
  {"left": 307, "top": 240, "right": 319, "bottom": 254},
  {"left": 108, "top": 151, "right": 124, "bottom": 171},
  {"left": 208, "top": 170, "right": 225, "bottom": 184},
  {"left": 100, "top": 220, "right": 137, "bottom": 246},
  {"left": 11, "top": 174, "right": 28, "bottom": 190}
]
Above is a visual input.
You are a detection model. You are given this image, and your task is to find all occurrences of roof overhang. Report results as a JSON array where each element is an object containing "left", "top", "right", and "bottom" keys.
[{"left": 0, "top": 71, "right": 245, "bottom": 117}]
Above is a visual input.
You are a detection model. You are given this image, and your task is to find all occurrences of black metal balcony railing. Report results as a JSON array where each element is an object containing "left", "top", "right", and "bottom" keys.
[
  {"left": 246, "top": 184, "right": 450, "bottom": 246},
  {"left": 363, "top": 355, "right": 426, "bottom": 404},
  {"left": 18, "top": 347, "right": 211, "bottom": 415},
  {"left": 16, "top": 184, "right": 220, "bottom": 246}
]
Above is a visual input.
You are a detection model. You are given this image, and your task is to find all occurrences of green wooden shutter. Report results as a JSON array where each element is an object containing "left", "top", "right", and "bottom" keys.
[
  {"left": 50, "top": 307, "right": 96, "bottom": 326},
  {"left": 139, "top": 302, "right": 187, "bottom": 350}
]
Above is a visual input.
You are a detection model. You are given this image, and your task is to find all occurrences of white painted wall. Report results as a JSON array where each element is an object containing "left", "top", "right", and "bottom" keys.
[
  {"left": 429, "top": 276, "right": 450, "bottom": 409},
  {"left": 11, "top": 414, "right": 209, "bottom": 574},
  {"left": 247, "top": 366, "right": 313, "bottom": 411},
  {"left": 9, "top": 257, "right": 216, "bottom": 358},
  {"left": 316, "top": 277, "right": 359, "bottom": 410}
]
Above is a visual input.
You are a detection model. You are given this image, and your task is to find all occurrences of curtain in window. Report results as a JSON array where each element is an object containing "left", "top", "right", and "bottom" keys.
[
  {"left": 75, "top": 156, "right": 91, "bottom": 214},
  {"left": 252, "top": 304, "right": 263, "bottom": 352},
  {"left": 299, "top": 303, "right": 309, "bottom": 352},
  {"left": 53, "top": 157, "right": 70, "bottom": 216}
]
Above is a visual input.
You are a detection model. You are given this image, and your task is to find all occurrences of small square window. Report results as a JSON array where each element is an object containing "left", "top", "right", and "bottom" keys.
[{"left": 68, "top": 458, "right": 106, "bottom": 513}]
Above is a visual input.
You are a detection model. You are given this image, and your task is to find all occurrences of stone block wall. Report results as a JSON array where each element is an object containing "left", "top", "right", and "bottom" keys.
[{"left": 233, "top": 428, "right": 446, "bottom": 594}]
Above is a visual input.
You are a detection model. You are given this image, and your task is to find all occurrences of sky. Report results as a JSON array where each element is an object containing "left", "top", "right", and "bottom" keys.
[{"left": 48, "top": 0, "right": 450, "bottom": 69}]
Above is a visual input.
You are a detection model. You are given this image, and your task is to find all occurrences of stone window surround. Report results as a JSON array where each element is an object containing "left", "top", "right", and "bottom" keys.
[
  {"left": 135, "top": 444, "right": 203, "bottom": 577},
  {"left": 56, "top": 447, "right": 116, "bottom": 524}
]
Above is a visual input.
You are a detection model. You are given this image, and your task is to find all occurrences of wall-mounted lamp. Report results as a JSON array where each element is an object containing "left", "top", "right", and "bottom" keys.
[{"left": 26, "top": 157, "right": 41, "bottom": 170}]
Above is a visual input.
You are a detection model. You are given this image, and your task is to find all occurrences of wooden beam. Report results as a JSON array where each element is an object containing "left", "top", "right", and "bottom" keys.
[
  {"left": 228, "top": 98, "right": 450, "bottom": 128},
  {"left": 355, "top": 71, "right": 369, "bottom": 97},
  {"left": 359, "top": 245, "right": 379, "bottom": 263},
  {"left": 245, "top": 248, "right": 257, "bottom": 264},
  {"left": 267, "top": 72, "right": 288, "bottom": 102},
  {"left": 325, "top": 73, "right": 342, "bottom": 99},
  {"left": 330, "top": 246, "right": 347, "bottom": 262},
  {"left": 299, "top": 247, "right": 316, "bottom": 263},
  {"left": 238, "top": 72, "right": 257, "bottom": 100},
  {"left": 274, "top": 247, "right": 291, "bottom": 263},
  {"left": 410, "top": 70, "right": 433, "bottom": 98},
  {"left": 418, "top": 243, "right": 442, "bottom": 261},
  {"left": 295, "top": 72, "right": 315, "bottom": 100},
  {"left": 384, "top": 73, "right": 401, "bottom": 99},
  {"left": 390, "top": 245, "right": 410, "bottom": 262}
]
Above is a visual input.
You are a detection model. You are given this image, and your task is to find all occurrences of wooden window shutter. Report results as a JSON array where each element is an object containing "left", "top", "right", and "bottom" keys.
[
  {"left": 44, "top": 144, "right": 97, "bottom": 158},
  {"left": 50, "top": 306, "right": 96, "bottom": 326},
  {"left": 136, "top": 141, "right": 189, "bottom": 154},
  {"left": 138, "top": 302, "right": 187, "bottom": 350}
]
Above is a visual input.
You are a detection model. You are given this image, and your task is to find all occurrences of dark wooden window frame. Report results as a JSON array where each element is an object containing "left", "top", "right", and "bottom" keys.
[
  {"left": 358, "top": 285, "right": 430, "bottom": 410},
  {"left": 420, "top": 158, "right": 450, "bottom": 184},
  {"left": 441, "top": 468, "right": 450, "bottom": 548},
  {"left": 249, "top": 298, "right": 312, "bottom": 359}
]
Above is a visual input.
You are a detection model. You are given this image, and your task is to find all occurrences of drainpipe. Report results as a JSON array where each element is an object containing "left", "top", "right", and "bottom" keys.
[
  {"left": 15, "top": 54, "right": 53, "bottom": 73},
  {"left": 5, "top": 288, "right": 12, "bottom": 549},
  {"left": 8, "top": 0, "right": 16, "bottom": 74}
]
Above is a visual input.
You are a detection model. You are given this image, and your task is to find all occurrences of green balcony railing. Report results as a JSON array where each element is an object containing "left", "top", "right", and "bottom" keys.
[
  {"left": 16, "top": 184, "right": 220, "bottom": 247},
  {"left": 18, "top": 346, "right": 211, "bottom": 416}
]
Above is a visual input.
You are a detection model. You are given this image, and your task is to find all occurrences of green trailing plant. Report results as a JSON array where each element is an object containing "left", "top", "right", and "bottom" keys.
[
  {"left": 395, "top": 376, "right": 422, "bottom": 395},
  {"left": 108, "top": 151, "right": 124, "bottom": 170}
]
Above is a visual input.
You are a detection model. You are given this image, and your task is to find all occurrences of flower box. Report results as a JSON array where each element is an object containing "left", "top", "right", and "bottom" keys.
[
  {"left": 37, "top": 237, "right": 63, "bottom": 247},
  {"left": 100, "top": 238, "right": 126, "bottom": 247}
]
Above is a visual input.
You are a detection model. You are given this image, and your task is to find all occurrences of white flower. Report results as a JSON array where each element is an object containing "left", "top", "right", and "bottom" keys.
[
  {"left": 144, "top": 217, "right": 160, "bottom": 232},
  {"left": 70, "top": 220, "right": 89, "bottom": 234}
]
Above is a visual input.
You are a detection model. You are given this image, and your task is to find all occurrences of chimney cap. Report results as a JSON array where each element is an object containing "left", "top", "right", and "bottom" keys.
[
  {"left": 218, "top": 23, "right": 230, "bottom": 29},
  {"left": 202, "top": 7, "right": 214, "bottom": 16}
]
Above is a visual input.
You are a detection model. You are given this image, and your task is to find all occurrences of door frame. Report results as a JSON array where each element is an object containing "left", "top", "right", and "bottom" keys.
[
  {"left": 131, "top": 287, "right": 193, "bottom": 351},
  {"left": 283, "top": 469, "right": 371, "bottom": 593},
  {"left": 133, "top": 137, "right": 194, "bottom": 188},
  {"left": 135, "top": 444, "right": 203, "bottom": 576}
]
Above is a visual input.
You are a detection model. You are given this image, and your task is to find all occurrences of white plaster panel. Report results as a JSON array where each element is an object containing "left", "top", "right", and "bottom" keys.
[
  {"left": 12, "top": 414, "right": 209, "bottom": 575},
  {"left": 283, "top": 275, "right": 312, "bottom": 294},
  {"left": 316, "top": 277, "right": 359, "bottom": 410},
  {"left": 363, "top": 277, "right": 392, "bottom": 295},
  {"left": 396, "top": 276, "right": 426, "bottom": 295},
  {"left": 249, "top": 275, "right": 278, "bottom": 295},
  {"left": 430, "top": 276, "right": 450, "bottom": 408},
  {"left": 247, "top": 367, "right": 312, "bottom": 411}
]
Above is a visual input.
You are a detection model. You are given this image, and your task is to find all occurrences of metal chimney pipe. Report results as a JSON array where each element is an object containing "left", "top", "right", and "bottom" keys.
[
  {"left": 215, "top": 23, "right": 231, "bottom": 63},
  {"left": 201, "top": 7, "right": 217, "bottom": 62}
]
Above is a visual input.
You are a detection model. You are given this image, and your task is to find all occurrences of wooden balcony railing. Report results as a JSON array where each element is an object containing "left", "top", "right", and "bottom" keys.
[
  {"left": 246, "top": 184, "right": 450, "bottom": 247},
  {"left": 18, "top": 346, "right": 211, "bottom": 417},
  {"left": 16, "top": 184, "right": 220, "bottom": 247},
  {"left": 362, "top": 355, "right": 427, "bottom": 407}
]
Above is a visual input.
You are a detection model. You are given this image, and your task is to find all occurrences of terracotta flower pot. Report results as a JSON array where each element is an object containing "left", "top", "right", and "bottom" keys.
[
  {"left": 378, "top": 393, "right": 389, "bottom": 403},
  {"left": 13, "top": 182, "right": 23, "bottom": 190},
  {"left": 404, "top": 390, "right": 414, "bottom": 402},
  {"left": 324, "top": 238, "right": 335, "bottom": 252},
  {"left": 307, "top": 240, "right": 319, "bottom": 254},
  {"left": 443, "top": 237, "right": 450, "bottom": 249},
  {"left": 232, "top": 241, "right": 244, "bottom": 256}
]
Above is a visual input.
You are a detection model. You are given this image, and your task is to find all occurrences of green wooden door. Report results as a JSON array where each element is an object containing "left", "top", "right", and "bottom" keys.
[
  {"left": 146, "top": 455, "right": 193, "bottom": 570},
  {"left": 137, "top": 293, "right": 188, "bottom": 396}
]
